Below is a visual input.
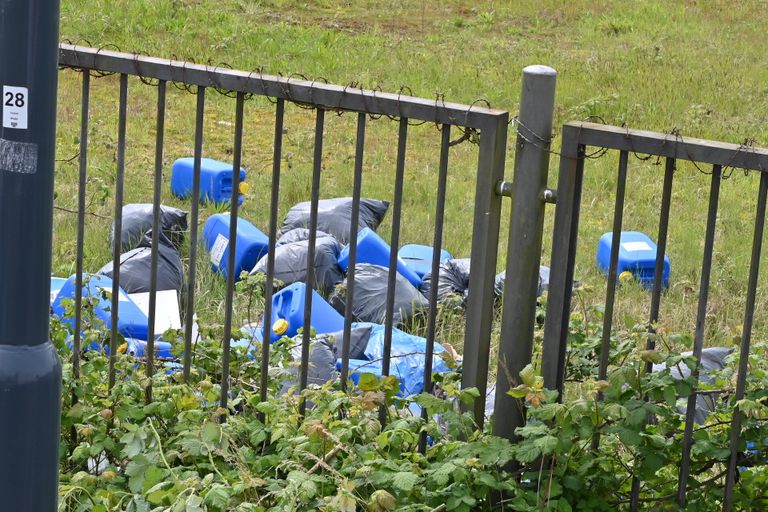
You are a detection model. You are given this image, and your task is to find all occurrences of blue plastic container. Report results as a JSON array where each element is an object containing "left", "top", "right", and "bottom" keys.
[
  {"left": 123, "top": 338, "right": 175, "bottom": 360},
  {"left": 203, "top": 214, "right": 269, "bottom": 280},
  {"left": 171, "top": 157, "right": 247, "bottom": 205},
  {"left": 50, "top": 276, "right": 67, "bottom": 306},
  {"left": 52, "top": 274, "right": 150, "bottom": 340},
  {"left": 266, "top": 282, "right": 345, "bottom": 342},
  {"left": 596, "top": 231, "right": 670, "bottom": 289},
  {"left": 397, "top": 244, "right": 453, "bottom": 280},
  {"left": 337, "top": 227, "right": 422, "bottom": 287}
]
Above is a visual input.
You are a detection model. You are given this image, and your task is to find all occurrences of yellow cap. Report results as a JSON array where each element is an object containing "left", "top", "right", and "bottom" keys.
[
  {"left": 272, "top": 318, "right": 289, "bottom": 335},
  {"left": 117, "top": 343, "right": 128, "bottom": 354},
  {"left": 238, "top": 181, "right": 250, "bottom": 195},
  {"left": 619, "top": 271, "right": 634, "bottom": 283}
]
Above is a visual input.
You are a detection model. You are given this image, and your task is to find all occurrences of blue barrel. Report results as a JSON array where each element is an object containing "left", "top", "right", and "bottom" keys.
[
  {"left": 266, "top": 282, "right": 345, "bottom": 342},
  {"left": 52, "top": 274, "right": 150, "bottom": 340},
  {"left": 337, "top": 227, "right": 422, "bottom": 287},
  {"left": 203, "top": 214, "right": 269, "bottom": 280},
  {"left": 171, "top": 157, "right": 247, "bottom": 205},
  {"left": 397, "top": 244, "right": 452, "bottom": 279},
  {"left": 596, "top": 231, "right": 670, "bottom": 289}
]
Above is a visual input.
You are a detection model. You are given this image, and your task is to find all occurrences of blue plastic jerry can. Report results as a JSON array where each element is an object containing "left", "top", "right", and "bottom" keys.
[
  {"left": 171, "top": 157, "right": 248, "bottom": 205},
  {"left": 50, "top": 276, "right": 68, "bottom": 306},
  {"left": 596, "top": 231, "right": 670, "bottom": 289},
  {"left": 203, "top": 213, "right": 269, "bottom": 280},
  {"left": 266, "top": 282, "right": 345, "bottom": 343},
  {"left": 397, "top": 244, "right": 453, "bottom": 280},
  {"left": 337, "top": 227, "right": 422, "bottom": 287},
  {"left": 51, "top": 274, "right": 150, "bottom": 341}
]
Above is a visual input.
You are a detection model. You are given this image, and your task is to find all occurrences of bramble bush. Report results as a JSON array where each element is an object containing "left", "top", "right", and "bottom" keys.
[{"left": 53, "top": 292, "right": 768, "bottom": 511}]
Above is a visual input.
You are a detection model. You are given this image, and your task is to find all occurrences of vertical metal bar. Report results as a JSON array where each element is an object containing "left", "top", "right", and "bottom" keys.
[
  {"left": 182, "top": 86, "right": 206, "bottom": 381},
  {"left": 541, "top": 128, "right": 585, "bottom": 395},
  {"left": 590, "top": 149, "right": 629, "bottom": 451},
  {"left": 493, "top": 65, "right": 556, "bottom": 441},
  {"left": 298, "top": 108, "right": 325, "bottom": 417},
  {"left": 108, "top": 73, "right": 128, "bottom": 391},
  {"left": 379, "top": 117, "right": 408, "bottom": 424},
  {"left": 629, "top": 157, "right": 675, "bottom": 511},
  {"left": 260, "top": 98, "right": 285, "bottom": 406},
  {"left": 0, "top": 0, "right": 63, "bottom": 506},
  {"left": 339, "top": 113, "right": 367, "bottom": 390},
  {"left": 145, "top": 80, "right": 166, "bottom": 404},
  {"left": 722, "top": 171, "right": 768, "bottom": 511},
  {"left": 644, "top": 157, "right": 675, "bottom": 362},
  {"left": 677, "top": 164, "right": 722, "bottom": 507},
  {"left": 461, "top": 113, "right": 509, "bottom": 426},
  {"left": 596, "top": 150, "right": 629, "bottom": 381},
  {"left": 220, "top": 92, "right": 245, "bottom": 411},
  {"left": 419, "top": 124, "right": 451, "bottom": 453},
  {"left": 72, "top": 71, "right": 90, "bottom": 387}
]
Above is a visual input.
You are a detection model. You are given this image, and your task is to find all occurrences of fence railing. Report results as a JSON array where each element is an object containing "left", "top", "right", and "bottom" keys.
[
  {"left": 541, "top": 121, "right": 768, "bottom": 511},
  {"left": 55, "top": 44, "right": 513, "bottom": 443},
  {"left": 53, "top": 44, "right": 768, "bottom": 508}
]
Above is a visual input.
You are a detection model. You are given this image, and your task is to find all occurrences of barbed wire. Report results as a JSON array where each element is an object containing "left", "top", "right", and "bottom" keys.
[
  {"left": 58, "top": 43, "right": 768, "bottom": 168},
  {"left": 57, "top": 41, "right": 499, "bottom": 147}
]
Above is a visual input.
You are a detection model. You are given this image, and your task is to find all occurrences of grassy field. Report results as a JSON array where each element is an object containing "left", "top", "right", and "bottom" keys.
[{"left": 53, "top": 0, "right": 768, "bottom": 355}]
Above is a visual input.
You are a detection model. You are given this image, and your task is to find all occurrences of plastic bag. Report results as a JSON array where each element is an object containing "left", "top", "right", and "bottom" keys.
[
  {"left": 329, "top": 264, "right": 428, "bottom": 325},
  {"left": 275, "top": 228, "right": 332, "bottom": 246},
  {"left": 251, "top": 230, "right": 343, "bottom": 296},
  {"left": 97, "top": 232, "right": 185, "bottom": 294},
  {"left": 420, "top": 258, "right": 471, "bottom": 306},
  {"left": 363, "top": 324, "right": 450, "bottom": 395},
  {"left": 278, "top": 197, "right": 389, "bottom": 245},
  {"left": 110, "top": 203, "right": 188, "bottom": 252},
  {"left": 652, "top": 347, "right": 733, "bottom": 424},
  {"left": 493, "top": 265, "right": 551, "bottom": 298}
]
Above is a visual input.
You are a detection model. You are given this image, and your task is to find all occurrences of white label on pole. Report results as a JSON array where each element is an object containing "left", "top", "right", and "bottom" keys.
[
  {"left": 3, "top": 86, "right": 29, "bottom": 129},
  {"left": 622, "top": 241, "right": 653, "bottom": 252},
  {"left": 210, "top": 234, "right": 229, "bottom": 266}
]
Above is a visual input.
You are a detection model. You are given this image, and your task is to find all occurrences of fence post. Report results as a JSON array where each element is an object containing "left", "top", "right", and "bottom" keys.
[
  {"left": 493, "top": 65, "right": 556, "bottom": 440},
  {"left": 462, "top": 114, "right": 508, "bottom": 428},
  {"left": 0, "top": 0, "right": 63, "bottom": 509}
]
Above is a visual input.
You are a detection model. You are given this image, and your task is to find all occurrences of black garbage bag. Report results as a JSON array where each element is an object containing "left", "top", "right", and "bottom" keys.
[
  {"left": 421, "top": 258, "right": 471, "bottom": 306},
  {"left": 97, "top": 232, "right": 185, "bottom": 294},
  {"left": 320, "top": 324, "right": 373, "bottom": 360},
  {"left": 652, "top": 347, "right": 733, "bottom": 424},
  {"left": 275, "top": 228, "right": 332, "bottom": 247},
  {"left": 251, "top": 231, "right": 343, "bottom": 296},
  {"left": 110, "top": 203, "right": 188, "bottom": 252},
  {"left": 278, "top": 197, "right": 389, "bottom": 245},
  {"left": 329, "top": 264, "right": 428, "bottom": 325},
  {"left": 494, "top": 265, "right": 551, "bottom": 298}
]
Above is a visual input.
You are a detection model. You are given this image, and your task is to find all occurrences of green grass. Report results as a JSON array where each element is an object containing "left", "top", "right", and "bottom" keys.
[{"left": 54, "top": 0, "right": 768, "bottom": 356}]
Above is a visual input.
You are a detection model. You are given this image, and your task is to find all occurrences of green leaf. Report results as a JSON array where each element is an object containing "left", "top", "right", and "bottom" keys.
[
  {"left": 392, "top": 471, "right": 419, "bottom": 492},
  {"left": 358, "top": 372, "right": 381, "bottom": 391},
  {"left": 204, "top": 484, "right": 232, "bottom": 511},
  {"left": 533, "top": 434, "right": 558, "bottom": 455},
  {"left": 519, "top": 364, "right": 537, "bottom": 387},
  {"left": 515, "top": 442, "right": 541, "bottom": 464},
  {"left": 201, "top": 421, "right": 221, "bottom": 444}
]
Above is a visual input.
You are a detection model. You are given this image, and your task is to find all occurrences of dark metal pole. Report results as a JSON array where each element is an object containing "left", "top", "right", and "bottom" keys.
[
  {"left": 494, "top": 65, "right": 556, "bottom": 440},
  {"left": 0, "top": 0, "right": 63, "bottom": 509}
]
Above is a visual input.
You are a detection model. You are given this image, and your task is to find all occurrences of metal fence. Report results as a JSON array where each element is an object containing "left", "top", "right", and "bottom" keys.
[
  {"left": 53, "top": 44, "right": 768, "bottom": 509},
  {"left": 540, "top": 122, "right": 768, "bottom": 511},
  {"left": 55, "top": 44, "right": 513, "bottom": 442}
]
